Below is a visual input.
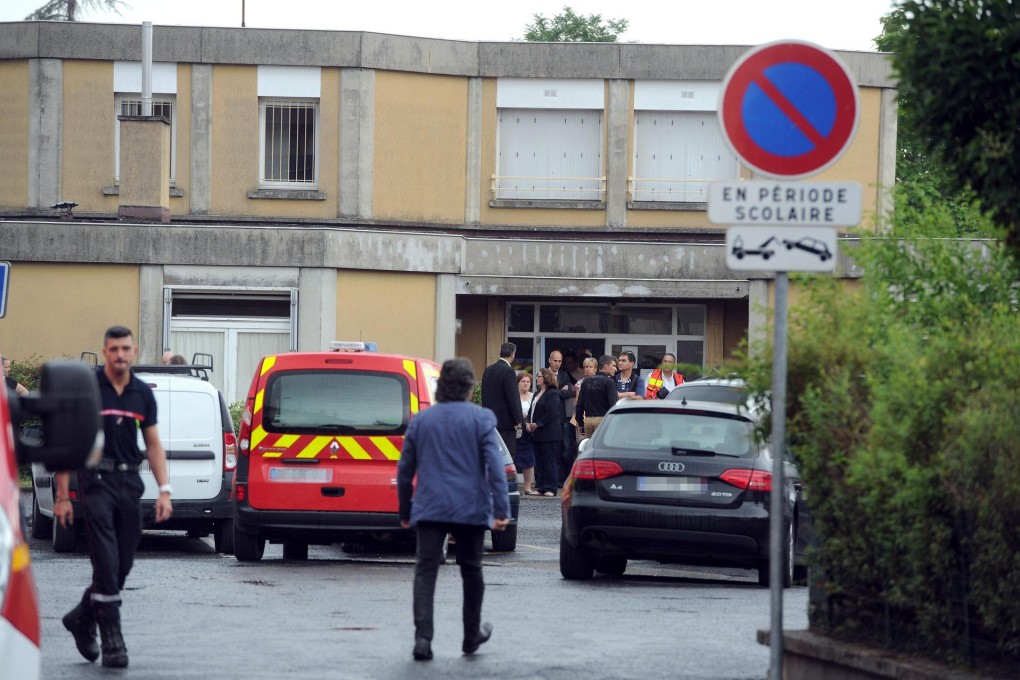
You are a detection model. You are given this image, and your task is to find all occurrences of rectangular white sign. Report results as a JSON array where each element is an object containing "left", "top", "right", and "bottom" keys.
[
  {"left": 709, "top": 181, "right": 861, "bottom": 226},
  {"left": 726, "top": 227, "right": 837, "bottom": 272}
]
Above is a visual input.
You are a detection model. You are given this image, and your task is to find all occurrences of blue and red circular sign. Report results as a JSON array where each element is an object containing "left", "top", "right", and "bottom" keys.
[{"left": 719, "top": 41, "right": 859, "bottom": 179}]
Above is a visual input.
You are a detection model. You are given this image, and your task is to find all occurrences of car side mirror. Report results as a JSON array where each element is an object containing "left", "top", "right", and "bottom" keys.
[
  {"left": 12, "top": 360, "right": 103, "bottom": 471},
  {"left": 577, "top": 437, "right": 591, "bottom": 454}
]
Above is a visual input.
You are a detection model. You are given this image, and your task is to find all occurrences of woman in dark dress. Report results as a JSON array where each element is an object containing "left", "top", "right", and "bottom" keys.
[{"left": 527, "top": 368, "right": 562, "bottom": 497}]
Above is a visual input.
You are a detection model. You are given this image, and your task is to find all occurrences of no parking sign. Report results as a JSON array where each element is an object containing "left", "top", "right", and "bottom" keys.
[{"left": 719, "top": 41, "right": 859, "bottom": 179}]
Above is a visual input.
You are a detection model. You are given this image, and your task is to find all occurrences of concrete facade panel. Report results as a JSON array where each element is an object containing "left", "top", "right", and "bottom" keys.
[
  {"left": 361, "top": 33, "right": 478, "bottom": 76},
  {"left": 62, "top": 60, "right": 116, "bottom": 214},
  {"left": 1, "top": 23, "right": 895, "bottom": 87},
  {"left": 0, "top": 262, "right": 139, "bottom": 364},
  {"left": 0, "top": 61, "right": 29, "bottom": 209},
  {"left": 461, "top": 238, "right": 734, "bottom": 280},
  {"left": 336, "top": 270, "right": 436, "bottom": 359},
  {"left": 198, "top": 27, "right": 360, "bottom": 66},
  {"left": 372, "top": 71, "right": 467, "bottom": 224}
]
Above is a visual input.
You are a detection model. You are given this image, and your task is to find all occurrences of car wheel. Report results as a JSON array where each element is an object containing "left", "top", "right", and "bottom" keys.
[
  {"left": 233, "top": 524, "right": 265, "bottom": 562},
  {"left": 213, "top": 520, "right": 234, "bottom": 554},
  {"left": 282, "top": 541, "right": 308, "bottom": 561},
  {"left": 757, "top": 522, "right": 794, "bottom": 589},
  {"left": 490, "top": 524, "right": 518, "bottom": 552},
  {"left": 594, "top": 555, "right": 627, "bottom": 576},
  {"left": 559, "top": 529, "right": 594, "bottom": 580},
  {"left": 31, "top": 495, "right": 53, "bottom": 540},
  {"left": 52, "top": 516, "right": 77, "bottom": 553}
]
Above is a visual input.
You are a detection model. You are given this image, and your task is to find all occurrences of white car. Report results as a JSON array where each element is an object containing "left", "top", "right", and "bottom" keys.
[{"left": 31, "top": 364, "right": 237, "bottom": 553}]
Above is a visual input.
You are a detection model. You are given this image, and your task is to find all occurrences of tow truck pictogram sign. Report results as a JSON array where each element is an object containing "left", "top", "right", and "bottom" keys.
[{"left": 726, "top": 227, "right": 837, "bottom": 272}]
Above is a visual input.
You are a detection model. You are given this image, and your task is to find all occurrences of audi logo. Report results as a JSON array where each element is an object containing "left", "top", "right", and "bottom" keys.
[{"left": 658, "top": 462, "right": 685, "bottom": 473}]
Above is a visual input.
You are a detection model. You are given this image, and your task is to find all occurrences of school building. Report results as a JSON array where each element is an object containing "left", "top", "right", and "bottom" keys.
[{"left": 0, "top": 21, "right": 895, "bottom": 402}]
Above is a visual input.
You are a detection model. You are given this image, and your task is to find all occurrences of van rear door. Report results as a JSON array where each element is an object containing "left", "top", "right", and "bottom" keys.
[
  {"left": 141, "top": 378, "right": 222, "bottom": 500},
  {"left": 247, "top": 356, "right": 416, "bottom": 513}
]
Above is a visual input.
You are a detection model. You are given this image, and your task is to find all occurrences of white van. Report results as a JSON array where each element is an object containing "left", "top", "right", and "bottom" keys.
[{"left": 31, "top": 364, "right": 237, "bottom": 553}]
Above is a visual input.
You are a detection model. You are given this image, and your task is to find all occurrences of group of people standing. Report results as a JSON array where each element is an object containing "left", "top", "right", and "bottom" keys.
[{"left": 482, "top": 343, "right": 684, "bottom": 495}]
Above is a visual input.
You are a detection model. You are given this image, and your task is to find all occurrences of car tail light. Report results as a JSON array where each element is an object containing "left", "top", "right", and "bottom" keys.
[
  {"left": 238, "top": 398, "right": 254, "bottom": 458},
  {"left": 571, "top": 459, "right": 624, "bottom": 480},
  {"left": 504, "top": 463, "right": 517, "bottom": 483},
  {"left": 223, "top": 432, "right": 237, "bottom": 471},
  {"left": 720, "top": 469, "right": 772, "bottom": 491},
  {"left": 235, "top": 483, "right": 246, "bottom": 502}
]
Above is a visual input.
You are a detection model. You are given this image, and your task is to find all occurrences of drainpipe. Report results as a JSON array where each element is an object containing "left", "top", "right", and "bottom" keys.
[{"left": 142, "top": 21, "right": 153, "bottom": 116}]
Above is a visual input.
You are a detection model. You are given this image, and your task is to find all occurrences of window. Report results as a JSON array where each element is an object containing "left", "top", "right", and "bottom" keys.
[
  {"left": 631, "top": 81, "right": 738, "bottom": 204},
  {"left": 256, "top": 66, "right": 322, "bottom": 192},
  {"left": 264, "top": 371, "right": 409, "bottom": 435},
  {"left": 495, "top": 79, "right": 604, "bottom": 202},
  {"left": 259, "top": 99, "right": 319, "bottom": 189},
  {"left": 113, "top": 61, "right": 178, "bottom": 186}
]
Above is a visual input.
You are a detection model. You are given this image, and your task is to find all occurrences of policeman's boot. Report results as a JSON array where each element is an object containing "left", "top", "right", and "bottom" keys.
[
  {"left": 62, "top": 588, "right": 99, "bottom": 662},
  {"left": 98, "top": 618, "right": 129, "bottom": 668}
]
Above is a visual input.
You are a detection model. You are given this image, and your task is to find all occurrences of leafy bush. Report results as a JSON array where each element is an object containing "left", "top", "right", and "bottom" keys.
[
  {"left": 229, "top": 401, "right": 244, "bottom": 435},
  {"left": 756, "top": 238, "right": 1019, "bottom": 668},
  {"left": 6, "top": 354, "right": 44, "bottom": 390}
]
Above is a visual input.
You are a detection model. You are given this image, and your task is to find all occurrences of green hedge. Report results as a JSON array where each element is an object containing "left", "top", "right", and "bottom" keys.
[{"left": 766, "top": 238, "right": 1019, "bottom": 669}]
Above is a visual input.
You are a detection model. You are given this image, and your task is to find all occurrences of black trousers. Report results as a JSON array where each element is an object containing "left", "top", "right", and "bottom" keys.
[
  {"left": 533, "top": 439, "right": 560, "bottom": 495},
  {"left": 78, "top": 469, "right": 144, "bottom": 623},
  {"left": 413, "top": 522, "right": 486, "bottom": 643}
]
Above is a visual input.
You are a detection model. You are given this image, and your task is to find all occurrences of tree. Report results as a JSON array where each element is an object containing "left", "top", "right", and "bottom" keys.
[
  {"left": 875, "top": 6, "right": 996, "bottom": 238},
  {"left": 25, "top": 0, "right": 125, "bottom": 21},
  {"left": 524, "top": 5, "right": 628, "bottom": 42},
  {"left": 890, "top": 0, "right": 1020, "bottom": 257}
]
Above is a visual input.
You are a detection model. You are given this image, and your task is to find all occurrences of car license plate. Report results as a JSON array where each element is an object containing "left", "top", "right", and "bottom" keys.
[
  {"left": 636, "top": 476, "right": 706, "bottom": 493},
  {"left": 269, "top": 467, "right": 333, "bottom": 483}
]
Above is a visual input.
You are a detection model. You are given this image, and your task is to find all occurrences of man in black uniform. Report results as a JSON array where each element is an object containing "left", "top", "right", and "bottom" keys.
[
  {"left": 574, "top": 355, "right": 619, "bottom": 438},
  {"left": 54, "top": 326, "right": 173, "bottom": 668}
]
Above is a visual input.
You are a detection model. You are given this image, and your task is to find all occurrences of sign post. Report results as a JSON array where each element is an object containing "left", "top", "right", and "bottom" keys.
[{"left": 714, "top": 40, "right": 860, "bottom": 680}]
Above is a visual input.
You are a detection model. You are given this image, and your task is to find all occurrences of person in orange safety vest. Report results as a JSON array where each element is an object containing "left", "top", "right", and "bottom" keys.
[{"left": 644, "top": 353, "right": 683, "bottom": 400}]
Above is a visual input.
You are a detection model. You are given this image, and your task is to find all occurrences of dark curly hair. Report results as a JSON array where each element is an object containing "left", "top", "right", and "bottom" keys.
[{"left": 435, "top": 357, "right": 476, "bottom": 403}]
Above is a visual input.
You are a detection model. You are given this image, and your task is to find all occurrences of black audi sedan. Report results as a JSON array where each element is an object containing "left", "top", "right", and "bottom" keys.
[{"left": 560, "top": 398, "right": 810, "bottom": 586}]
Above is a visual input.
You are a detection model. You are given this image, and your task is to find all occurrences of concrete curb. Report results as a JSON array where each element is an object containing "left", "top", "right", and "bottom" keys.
[{"left": 757, "top": 629, "right": 1005, "bottom": 679}]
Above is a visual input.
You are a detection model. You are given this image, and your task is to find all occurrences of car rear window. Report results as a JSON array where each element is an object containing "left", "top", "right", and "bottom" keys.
[
  {"left": 667, "top": 384, "right": 748, "bottom": 406},
  {"left": 596, "top": 410, "right": 755, "bottom": 457},
  {"left": 263, "top": 370, "right": 409, "bottom": 435}
]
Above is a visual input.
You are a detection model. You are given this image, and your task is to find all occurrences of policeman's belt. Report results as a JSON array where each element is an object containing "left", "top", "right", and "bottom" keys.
[{"left": 94, "top": 460, "right": 140, "bottom": 472}]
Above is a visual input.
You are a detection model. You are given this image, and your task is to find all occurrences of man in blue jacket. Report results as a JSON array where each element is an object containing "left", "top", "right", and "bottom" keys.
[{"left": 398, "top": 357, "right": 511, "bottom": 662}]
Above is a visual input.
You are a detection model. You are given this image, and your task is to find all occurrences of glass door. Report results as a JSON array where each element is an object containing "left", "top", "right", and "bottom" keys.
[{"left": 606, "top": 338, "right": 673, "bottom": 373}]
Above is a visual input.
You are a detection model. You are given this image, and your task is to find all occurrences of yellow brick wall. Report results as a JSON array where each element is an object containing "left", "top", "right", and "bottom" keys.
[
  {"left": 0, "top": 61, "right": 29, "bottom": 209},
  {"left": 62, "top": 61, "right": 117, "bottom": 214},
  {"left": 373, "top": 72, "right": 468, "bottom": 224},
  {"left": 0, "top": 263, "right": 140, "bottom": 363},
  {"left": 335, "top": 270, "right": 436, "bottom": 358}
]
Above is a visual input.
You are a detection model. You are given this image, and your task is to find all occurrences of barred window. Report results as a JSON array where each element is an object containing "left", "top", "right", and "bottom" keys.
[
  {"left": 259, "top": 99, "right": 318, "bottom": 188},
  {"left": 115, "top": 95, "right": 176, "bottom": 184}
]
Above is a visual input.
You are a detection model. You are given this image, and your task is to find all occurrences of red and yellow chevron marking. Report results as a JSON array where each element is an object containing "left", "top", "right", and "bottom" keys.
[{"left": 256, "top": 433, "right": 404, "bottom": 461}]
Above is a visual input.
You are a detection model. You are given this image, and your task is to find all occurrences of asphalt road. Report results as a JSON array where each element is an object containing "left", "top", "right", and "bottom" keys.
[{"left": 22, "top": 491, "right": 808, "bottom": 679}]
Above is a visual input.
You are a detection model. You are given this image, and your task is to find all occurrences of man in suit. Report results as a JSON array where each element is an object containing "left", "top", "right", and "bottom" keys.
[{"left": 480, "top": 342, "right": 523, "bottom": 456}]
